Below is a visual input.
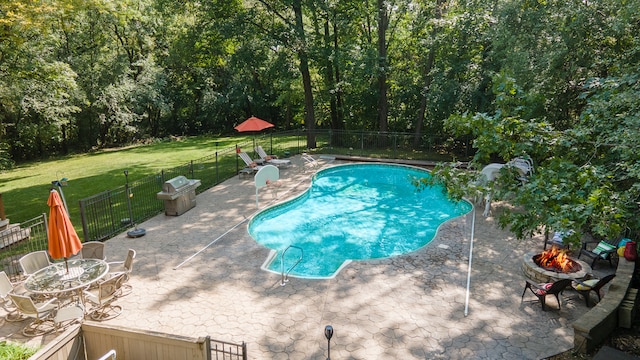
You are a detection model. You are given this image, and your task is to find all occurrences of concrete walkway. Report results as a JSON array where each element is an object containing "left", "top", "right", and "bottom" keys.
[{"left": 1, "top": 156, "right": 613, "bottom": 359}]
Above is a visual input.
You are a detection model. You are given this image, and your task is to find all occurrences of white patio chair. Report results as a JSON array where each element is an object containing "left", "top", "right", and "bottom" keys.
[
  {"left": 107, "top": 249, "right": 136, "bottom": 297},
  {"left": 83, "top": 273, "right": 125, "bottom": 321},
  {"left": 19, "top": 250, "right": 51, "bottom": 276},
  {"left": 1, "top": 271, "right": 26, "bottom": 321},
  {"left": 7, "top": 293, "right": 59, "bottom": 336},
  {"left": 81, "top": 241, "right": 106, "bottom": 260},
  {"left": 302, "top": 153, "right": 319, "bottom": 172}
]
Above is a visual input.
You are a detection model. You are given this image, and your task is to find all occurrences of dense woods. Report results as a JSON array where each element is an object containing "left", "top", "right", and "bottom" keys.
[{"left": 1, "top": 0, "right": 639, "bottom": 241}]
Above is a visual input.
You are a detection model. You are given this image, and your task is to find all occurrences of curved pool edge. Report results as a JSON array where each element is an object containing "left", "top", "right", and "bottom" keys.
[
  {"left": 250, "top": 162, "right": 473, "bottom": 279},
  {"left": 260, "top": 249, "right": 353, "bottom": 280}
]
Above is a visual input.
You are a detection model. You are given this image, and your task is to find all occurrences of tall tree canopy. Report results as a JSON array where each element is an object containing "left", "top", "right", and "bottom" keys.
[
  {"left": 1, "top": 0, "right": 639, "bottom": 242},
  {"left": 427, "top": 0, "right": 640, "bottom": 242}
]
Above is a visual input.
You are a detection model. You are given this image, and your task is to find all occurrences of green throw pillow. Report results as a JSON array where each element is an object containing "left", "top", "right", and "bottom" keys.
[{"left": 593, "top": 241, "right": 615, "bottom": 258}]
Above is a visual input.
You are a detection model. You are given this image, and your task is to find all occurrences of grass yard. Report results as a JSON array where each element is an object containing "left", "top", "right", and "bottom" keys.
[{"left": 0, "top": 136, "right": 244, "bottom": 227}]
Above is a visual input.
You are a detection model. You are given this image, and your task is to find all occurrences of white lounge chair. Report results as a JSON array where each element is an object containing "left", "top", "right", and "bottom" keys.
[
  {"left": 238, "top": 151, "right": 264, "bottom": 176},
  {"left": 255, "top": 146, "right": 291, "bottom": 167},
  {"left": 302, "top": 153, "right": 319, "bottom": 172}
]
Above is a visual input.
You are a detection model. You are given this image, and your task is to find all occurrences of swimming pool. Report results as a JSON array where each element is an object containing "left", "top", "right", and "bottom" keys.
[{"left": 249, "top": 163, "right": 472, "bottom": 278}]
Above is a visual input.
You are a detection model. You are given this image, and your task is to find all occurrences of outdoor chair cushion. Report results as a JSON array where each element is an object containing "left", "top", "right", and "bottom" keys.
[
  {"left": 574, "top": 279, "right": 599, "bottom": 291},
  {"left": 533, "top": 282, "right": 552, "bottom": 296},
  {"left": 592, "top": 241, "right": 616, "bottom": 259}
]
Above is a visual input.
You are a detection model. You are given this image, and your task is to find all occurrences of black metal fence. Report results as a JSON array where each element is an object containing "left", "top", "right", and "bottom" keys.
[
  {"left": 209, "top": 338, "right": 247, "bottom": 360},
  {"left": 0, "top": 129, "right": 466, "bottom": 245},
  {"left": 0, "top": 214, "right": 48, "bottom": 282},
  {"left": 78, "top": 145, "right": 246, "bottom": 242},
  {"left": 77, "top": 129, "right": 468, "bottom": 242}
]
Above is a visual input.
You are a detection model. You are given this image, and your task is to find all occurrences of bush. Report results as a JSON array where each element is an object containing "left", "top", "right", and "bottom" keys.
[{"left": 0, "top": 341, "right": 38, "bottom": 360}]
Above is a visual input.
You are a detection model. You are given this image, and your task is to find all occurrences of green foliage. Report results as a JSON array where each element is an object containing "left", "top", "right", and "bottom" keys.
[
  {"left": 0, "top": 341, "right": 38, "bottom": 360},
  {"left": 432, "top": 69, "right": 640, "bottom": 244},
  {"left": 0, "top": 142, "right": 14, "bottom": 170}
]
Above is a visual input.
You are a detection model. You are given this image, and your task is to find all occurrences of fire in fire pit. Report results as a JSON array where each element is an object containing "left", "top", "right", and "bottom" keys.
[{"left": 533, "top": 246, "right": 581, "bottom": 273}]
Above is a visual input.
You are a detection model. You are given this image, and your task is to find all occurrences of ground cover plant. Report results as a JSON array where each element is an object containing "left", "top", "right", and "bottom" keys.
[{"left": 0, "top": 341, "right": 38, "bottom": 360}]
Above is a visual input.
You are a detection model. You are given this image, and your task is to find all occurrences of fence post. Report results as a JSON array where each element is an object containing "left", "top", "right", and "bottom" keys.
[
  {"left": 236, "top": 144, "right": 240, "bottom": 174},
  {"left": 190, "top": 160, "right": 194, "bottom": 179},
  {"left": 79, "top": 200, "right": 89, "bottom": 242},
  {"left": 215, "top": 151, "right": 219, "bottom": 185},
  {"left": 393, "top": 133, "right": 397, "bottom": 159}
]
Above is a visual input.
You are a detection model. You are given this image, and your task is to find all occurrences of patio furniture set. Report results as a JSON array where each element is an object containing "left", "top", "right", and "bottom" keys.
[
  {"left": 1, "top": 244, "right": 136, "bottom": 336},
  {"left": 522, "top": 232, "right": 630, "bottom": 311}
]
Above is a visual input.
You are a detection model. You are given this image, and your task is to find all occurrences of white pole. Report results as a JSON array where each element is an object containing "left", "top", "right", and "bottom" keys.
[{"left": 464, "top": 204, "right": 476, "bottom": 317}]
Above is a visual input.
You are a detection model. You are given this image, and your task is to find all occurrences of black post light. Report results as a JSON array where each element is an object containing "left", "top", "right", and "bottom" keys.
[
  {"left": 51, "top": 177, "right": 70, "bottom": 215},
  {"left": 324, "top": 325, "right": 334, "bottom": 360},
  {"left": 124, "top": 170, "right": 146, "bottom": 238}
]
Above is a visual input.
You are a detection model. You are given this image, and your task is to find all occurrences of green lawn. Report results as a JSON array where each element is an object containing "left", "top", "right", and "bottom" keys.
[{"left": 0, "top": 136, "right": 244, "bottom": 225}]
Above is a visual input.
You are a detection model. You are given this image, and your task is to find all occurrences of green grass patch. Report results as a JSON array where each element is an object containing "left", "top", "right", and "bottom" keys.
[{"left": 0, "top": 135, "right": 247, "bottom": 225}]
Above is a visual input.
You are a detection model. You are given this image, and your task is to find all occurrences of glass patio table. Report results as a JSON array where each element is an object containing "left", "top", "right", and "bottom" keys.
[{"left": 24, "top": 258, "right": 109, "bottom": 296}]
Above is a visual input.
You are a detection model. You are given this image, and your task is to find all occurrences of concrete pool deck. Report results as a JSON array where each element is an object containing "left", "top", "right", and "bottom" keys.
[{"left": 1, "top": 156, "right": 613, "bottom": 359}]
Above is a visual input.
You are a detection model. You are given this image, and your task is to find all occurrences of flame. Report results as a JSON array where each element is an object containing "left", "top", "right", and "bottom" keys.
[{"left": 536, "top": 247, "right": 574, "bottom": 272}]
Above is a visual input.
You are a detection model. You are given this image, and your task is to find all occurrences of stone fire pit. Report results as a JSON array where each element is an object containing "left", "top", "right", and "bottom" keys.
[{"left": 522, "top": 252, "right": 592, "bottom": 283}]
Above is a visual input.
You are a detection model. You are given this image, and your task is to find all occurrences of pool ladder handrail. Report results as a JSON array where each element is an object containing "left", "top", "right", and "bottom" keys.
[{"left": 281, "top": 245, "right": 303, "bottom": 286}]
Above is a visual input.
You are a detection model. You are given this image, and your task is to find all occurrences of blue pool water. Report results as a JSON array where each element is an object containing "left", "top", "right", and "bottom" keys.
[{"left": 248, "top": 163, "right": 472, "bottom": 278}]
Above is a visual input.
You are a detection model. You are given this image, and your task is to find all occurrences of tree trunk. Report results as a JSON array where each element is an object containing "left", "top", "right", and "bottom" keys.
[
  {"left": 293, "top": 0, "right": 316, "bottom": 149},
  {"left": 377, "top": 0, "right": 388, "bottom": 133}
]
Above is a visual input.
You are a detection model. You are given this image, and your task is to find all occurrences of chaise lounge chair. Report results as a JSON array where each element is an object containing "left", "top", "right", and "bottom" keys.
[
  {"left": 238, "top": 151, "right": 264, "bottom": 176},
  {"left": 255, "top": 146, "right": 291, "bottom": 167}
]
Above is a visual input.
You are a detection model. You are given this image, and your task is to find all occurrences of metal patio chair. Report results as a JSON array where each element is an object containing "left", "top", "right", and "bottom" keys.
[
  {"left": 7, "top": 293, "right": 59, "bottom": 336},
  {"left": 522, "top": 278, "right": 573, "bottom": 311}
]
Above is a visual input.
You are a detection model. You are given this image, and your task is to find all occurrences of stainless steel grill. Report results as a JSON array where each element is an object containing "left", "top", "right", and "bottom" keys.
[{"left": 156, "top": 176, "right": 201, "bottom": 216}]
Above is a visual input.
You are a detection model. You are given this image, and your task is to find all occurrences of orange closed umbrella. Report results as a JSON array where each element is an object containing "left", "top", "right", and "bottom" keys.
[{"left": 48, "top": 189, "right": 82, "bottom": 269}]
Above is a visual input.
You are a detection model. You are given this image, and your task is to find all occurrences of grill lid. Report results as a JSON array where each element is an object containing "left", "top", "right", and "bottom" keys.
[{"left": 162, "top": 176, "right": 191, "bottom": 193}]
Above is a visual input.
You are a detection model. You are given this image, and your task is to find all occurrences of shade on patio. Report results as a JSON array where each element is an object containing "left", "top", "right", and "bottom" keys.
[{"left": 47, "top": 189, "right": 82, "bottom": 261}]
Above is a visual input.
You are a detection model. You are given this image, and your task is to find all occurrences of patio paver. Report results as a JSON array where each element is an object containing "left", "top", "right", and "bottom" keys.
[{"left": 1, "top": 156, "right": 613, "bottom": 359}]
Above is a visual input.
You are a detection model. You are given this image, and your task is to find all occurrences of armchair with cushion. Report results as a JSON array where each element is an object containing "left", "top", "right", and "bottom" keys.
[
  {"left": 578, "top": 238, "right": 618, "bottom": 269},
  {"left": 522, "top": 278, "right": 573, "bottom": 311},
  {"left": 572, "top": 274, "right": 616, "bottom": 307}
]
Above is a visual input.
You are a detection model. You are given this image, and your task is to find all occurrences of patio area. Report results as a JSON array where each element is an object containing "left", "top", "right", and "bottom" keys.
[{"left": 1, "top": 156, "right": 613, "bottom": 359}]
